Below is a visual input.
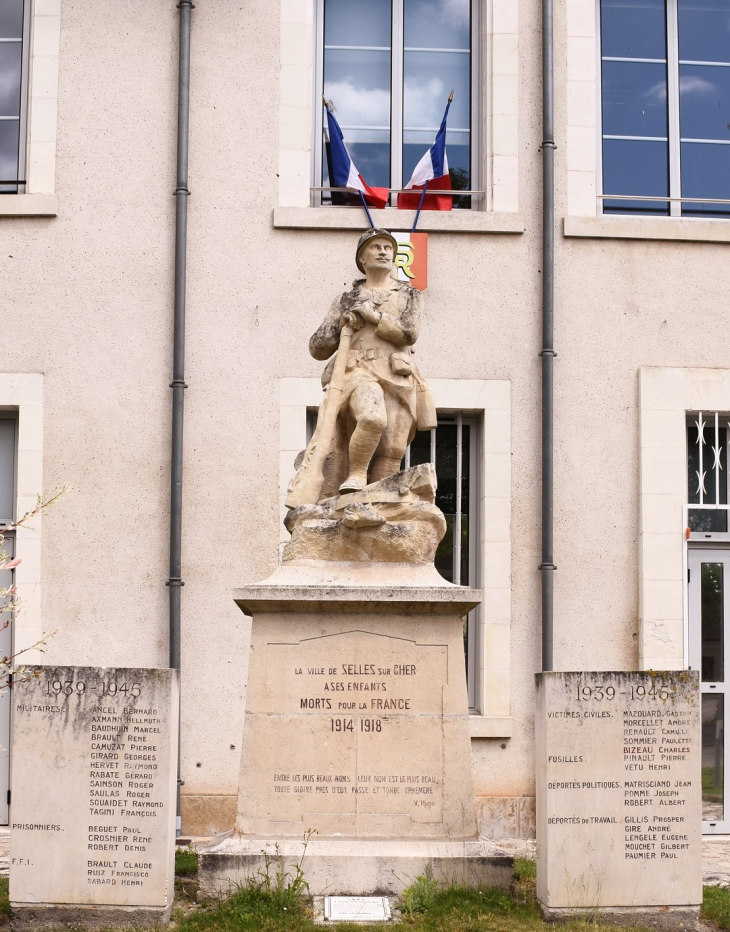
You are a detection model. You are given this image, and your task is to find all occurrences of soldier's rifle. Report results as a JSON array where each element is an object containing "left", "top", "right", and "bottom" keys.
[{"left": 285, "top": 323, "right": 354, "bottom": 509}]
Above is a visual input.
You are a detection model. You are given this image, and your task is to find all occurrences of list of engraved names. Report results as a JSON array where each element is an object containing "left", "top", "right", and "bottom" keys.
[
  {"left": 10, "top": 667, "right": 177, "bottom": 908},
  {"left": 537, "top": 671, "right": 701, "bottom": 909}
]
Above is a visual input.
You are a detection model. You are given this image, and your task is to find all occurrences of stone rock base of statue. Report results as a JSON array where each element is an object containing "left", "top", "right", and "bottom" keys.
[
  {"left": 198, "top": 561, "right": 513, "bottom": 897},
  {"left": 283, "top": 465, "right": 446, "bottom": 565}
]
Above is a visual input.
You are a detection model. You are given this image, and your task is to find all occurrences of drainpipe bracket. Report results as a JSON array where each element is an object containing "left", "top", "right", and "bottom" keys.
[
  {"left": 169, "top": 380, "right": 189, "bottom": 388},
  {"left": 166, "top": 578, "right": 185, "bottom": 587},
  {"left": 539, "top": 350, "right": 557, "bottom": 357},
  {"left": 173, "top": 187, "right": 191, "bottom": 196},
  {"left": 177, "top": 1, "right": 195, "bottom": 8},
  {"left": 539, "top": 141, "right": 557, "bottom": 150},
  {"left": 538, "top": 564, "right": 557, "bottom": 571}
]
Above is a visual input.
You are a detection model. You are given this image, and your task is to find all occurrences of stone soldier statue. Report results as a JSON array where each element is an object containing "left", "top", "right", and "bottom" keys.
[{"left": 307, "top": 229, "right": 436, "bottom": 499}]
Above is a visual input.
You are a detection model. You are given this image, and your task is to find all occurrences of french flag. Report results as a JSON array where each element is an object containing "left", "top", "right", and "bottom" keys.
[
  {"left": 397, "top": 94, "right": 453, "bottom": 211},
  {"left": 324, "top": 105, "right": 389, "bottom": 210}
]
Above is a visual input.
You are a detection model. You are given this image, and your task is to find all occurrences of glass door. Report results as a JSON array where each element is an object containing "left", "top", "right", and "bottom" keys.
[{"left": 688, "top": 547, "right": 730, "bottom": 833}]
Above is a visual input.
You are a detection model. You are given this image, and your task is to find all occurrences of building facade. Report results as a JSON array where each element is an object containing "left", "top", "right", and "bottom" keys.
[{"left": 1, "top": 0, "right": 729, "bottom": 837}]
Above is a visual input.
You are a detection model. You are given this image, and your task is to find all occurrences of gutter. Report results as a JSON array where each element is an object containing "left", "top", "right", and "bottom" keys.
[
  {"left": 167, "top": 0, "right": 193, "bottom": 836},
  {"left": 539, "top": 0, "right": 556, "bottom": 672}
]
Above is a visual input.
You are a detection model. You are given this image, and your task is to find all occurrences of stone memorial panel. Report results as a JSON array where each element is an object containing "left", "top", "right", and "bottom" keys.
[
  {"left": 10, "top": 666, "right": 178, "bottom": 925},
  {"left": 235, "top": 606, "right": 478, "bottom": 841},
  {"left": 267, "top": 631, "right": 446, "bottom": 827},
  {"left": 536, "top": 671, "right": 701, "bottom": 926}
]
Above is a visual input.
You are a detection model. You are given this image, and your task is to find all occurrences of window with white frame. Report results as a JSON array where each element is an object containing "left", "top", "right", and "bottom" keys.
[
  {"left": 599, "top": 0, "right": 730, "bottom": 218},
  {"left": 687, "top": 411, "right": 730, "bottom": 533},
  {"left": 314, "top": 0, "right": 479, "bottom": 208},
  {"left": 0, "top": 0, "right": 30, "bottom": 194}
]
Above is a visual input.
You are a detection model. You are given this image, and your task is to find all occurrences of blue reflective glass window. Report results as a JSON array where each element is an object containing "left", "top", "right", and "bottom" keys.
[
  {"left": 602, "top": 61, "right": 668, "bottom": 137},
  {"left": 0, "top": 44, "right": 22, "bottom": 118},
  {"left": 0, "top": 0, "right": 23, "bottom": 192},
  {"left": 403, "top": 0, "right": 471, "bottom": 201},
  {"left": 322, "top": 1, "right": 392, "bottom": 198},
  {"left": 0, "top": 122, "right": 19, "bottom": 191},
  {"left": 603, "top": 138, "right": 669, "bottom": 214},
  {"left": 601, "top": 0, "right": 730, "bottom": 215},
  {"left": 679, "top": 64, "right": 730, "bottom": 140},
  {"left": 324, "top": 0, "right": 391, "bottom": 48},
  {"left": 321, "top": 0, "right": 473, "bottom": 208},
  {"left": 678, "top": 0, "right": 730, "bottom": 64},
  {"left": 681, "top": 142, "right": 730, "bottom": 216},
  {"left": 600, "top": 0, "right": 666, "bottom": 60},
  {"left": 0, "top": 0, "right": 23, "bottom": 41}
]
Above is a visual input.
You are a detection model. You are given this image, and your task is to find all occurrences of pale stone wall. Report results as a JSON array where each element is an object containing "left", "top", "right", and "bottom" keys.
[{"left": 0, "top": 0, "right": 727, "bottom": 837}]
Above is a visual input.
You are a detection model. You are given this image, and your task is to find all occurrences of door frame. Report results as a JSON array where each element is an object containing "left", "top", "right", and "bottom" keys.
[{"left": 688, "top": 545, "right": 730, "bottom": 833}]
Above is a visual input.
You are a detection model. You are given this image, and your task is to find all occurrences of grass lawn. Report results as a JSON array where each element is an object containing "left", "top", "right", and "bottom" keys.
[{"left": 1, "top": 854, "right": 729, "bottom": 930}]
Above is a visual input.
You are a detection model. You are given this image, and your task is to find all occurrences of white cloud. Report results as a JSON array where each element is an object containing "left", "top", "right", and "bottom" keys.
[
  {"left": 644, "top": 81, "right": 667, "bottom": 104},
  {"left": 679, "top": 74, "right": 718, "bottom": 96},
  {"left": 324, "top": 80, "right": 390, "bottom": 128},
  {"left": 413, "top": 0, "right": 470, "bottom": 29},
  {"left": 404, "top": 76, "right": 446, "bottom": 128}
]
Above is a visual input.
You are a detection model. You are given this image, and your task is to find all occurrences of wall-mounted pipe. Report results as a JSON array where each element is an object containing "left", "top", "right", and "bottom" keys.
[
  {"left": 167, "top": 0, "right": 193, "bottom": 836},
  {"left": 539, "top": 0, "right": 556, "bottom": 672}
]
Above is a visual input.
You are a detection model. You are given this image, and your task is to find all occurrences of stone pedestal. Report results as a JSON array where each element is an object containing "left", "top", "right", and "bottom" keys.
[
  {"left": 536, "top": 671, "right": 702, "bottom": 930},
  {"left": 199, "top": 561, "right": 513, "bottom": 896}
]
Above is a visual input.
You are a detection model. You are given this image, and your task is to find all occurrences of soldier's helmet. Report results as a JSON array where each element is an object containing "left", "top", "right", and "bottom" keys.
[{"left": 355, "top": 228, "right": 398, "bottom": 274}]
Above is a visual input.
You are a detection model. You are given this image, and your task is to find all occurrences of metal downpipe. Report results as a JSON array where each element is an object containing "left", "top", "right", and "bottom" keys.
[
  {"left": 539, "top": 0, "right": 556, "bottom": 672},
  {"left": 167, "top": 0, "right": 193, "bottom": 836}
]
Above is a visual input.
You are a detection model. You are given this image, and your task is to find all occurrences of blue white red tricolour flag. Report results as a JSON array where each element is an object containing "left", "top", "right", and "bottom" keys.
[
  {"left": 397, "top": 95, "right": 453, "bottom": 211},
  {"left": 325, "top": 105, "right": 388, "bottom": 210}
]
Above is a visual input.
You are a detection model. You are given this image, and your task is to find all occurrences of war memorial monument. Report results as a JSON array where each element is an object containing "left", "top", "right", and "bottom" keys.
[
  {"left": 198, "top": 229, "right": 512, "bottom": 896},
  {"left": 7, "top": 231, "right": 703, "bottom": 927}
]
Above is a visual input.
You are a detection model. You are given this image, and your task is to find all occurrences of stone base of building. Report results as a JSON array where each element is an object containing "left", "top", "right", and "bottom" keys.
[
  {"left": 198, "top": 835, "right": 514, "bottom": 899},
  {"left": 10, "top": 903, "right": 173, "bottom": 930},
  {"left": 539, "top": 903, "right": 700, "bottom": 931}
]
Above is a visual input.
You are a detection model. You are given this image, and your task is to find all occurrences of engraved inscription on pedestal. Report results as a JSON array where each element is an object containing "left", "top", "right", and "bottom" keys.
[
  {"left": 536, "top": 671, "right": 701, "bottom": 912},
  {"left": 237, "top": 608, "right": 478, "bottom": 840},
  {"left": 10, "top": 666, "right": 179, "bottom": 910},
  {"left": 267, "top": 631, "right": 446, "bottom": 827}
]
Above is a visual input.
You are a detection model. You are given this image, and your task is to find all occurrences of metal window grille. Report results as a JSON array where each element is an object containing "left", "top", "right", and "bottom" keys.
[
  {"left": 687, "top": 411, "right": 730, "bottom": 534},
  {"left": 597, "top": 0, "right": 730, "bottom": 218},
  {"left": 312, "top": 0, "right": 480, "bottom": 209}
]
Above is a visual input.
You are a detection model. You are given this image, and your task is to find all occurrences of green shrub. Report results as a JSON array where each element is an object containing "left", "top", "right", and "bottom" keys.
[
  {"left": 399, "top": 869, "right": 439, "bottom": 916},
  {"left": 176, "top": 846, "right": 199, "bottom": 877},
  {"left": 703, "top": 884, "right": 730, "bottom": 930}
]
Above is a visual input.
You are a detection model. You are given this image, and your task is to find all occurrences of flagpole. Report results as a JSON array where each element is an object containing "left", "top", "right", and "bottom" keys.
[
  {"left": 411, "top": 179, "right": 429, "bottom": 233},
  {"left": 358, "top": 190, "right": 375, "bottom": 229}
]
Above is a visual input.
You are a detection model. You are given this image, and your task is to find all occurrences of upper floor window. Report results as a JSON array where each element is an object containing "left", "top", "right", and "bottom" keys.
[
  {"left": 600, "top": 0, "right": 730, "bottom": 218},
  {"left": 0, "top": 0, "right": 29, "bottom": 194},
  {"left": 314, "top": 0, "right": 478, "bottom": 207}
]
